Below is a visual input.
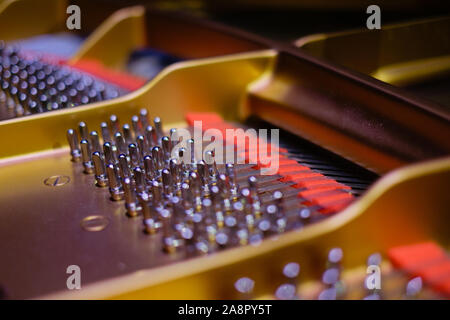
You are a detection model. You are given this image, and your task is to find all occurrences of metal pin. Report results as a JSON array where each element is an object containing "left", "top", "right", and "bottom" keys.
[
  {"left": 188, "top": 139, "right": 196, "bottom": 165},
  {"left": 139, "top": 108, "right": 149, "bottom": 128},
  {"left": 90, "top": 131, "right": 101, "bottom": 153},
  {"left": 160, "top": 208, "right": 177, "bottom": 253},
  {"left": 80, "top": 139, "right": 94, "bottom": 174},
  {"left": 123, "top": 177, "right": 138, "bottom": 217},
  {"left": 123, "top": 124, "right": 133, "bottom": 145},
  {"left": 226, "top": 163, "right": 238, "bottom": 199},
  {"left": 118, "top": 153, "right": 130, "bottom": 178},
  {"left": 133, "top": 166, "right": 146, "bottom": 195},
  {"left": 140, "top": 193, "right": 158, "bottom": 234},
  {"left": 275, "top": 284, "right": 297, "bottom": 300},
  {"left": 162, "top": 136, "right": 171, "bottom": 162},
  {"left": 143, "top": 155, "right": 155, "bottom": 181},
  {"left": 100, "top": 122, "right": 111, "bottom": 143},
  {"left": 169, "top": 158, "right": 180, "bottom": 187},
  {"left": 136, "top": 135, "right": 147, "bottom": 159},
  {"left": 162, "top": 168, "right": 172, "bottom": 196},
  {"left": 92, "top": 151, "right": 108, "bottom": 187},
  {"left": 109, "top": 114, "right": 120, "bottom": 133},
  {"left": 205, "top": 150, "right": 218, "bottom": 176},
  {"left": 178, "top": 147, "right": 187, "bottom": 170},
  {"left": 78, "top": 121, "right": 89, "bottom": 140},
  {"left": 405, "top": 276, "right": 422, "bottom": 299},
  {"left": 234, "top": 277, "right": 254, "bottom": 298},
  {"left": 152, "top": 146, "right": 163, "bottom": 170},
  {"left": 170, "top": 128, "right": 179, "bottom": 145},
  {"left": 328, "top": 247, "right": 343, "bottom": 269},
  {"left": 145, "top": 125, "right": 154, "bottom": 149},
  {"left": 114, "top": 132, "right": 127, "bottom": 154},
  {"left": 106, "top": 163, "right": 123, "bottom": 201},
  {"left": 66, "top": 129, "right": 81, "bottom": 162},
  {"left": 103, "top": 142, "right": 117, "bottom": 164},
  {"left": 154, "top": 117, "right": 163, "bottom": 143},
  {"left": 131, "top": 115, "right": 141, "bottom": 136},
  {"left": 128, "top": 143, "right": 140, "bottom": 167},
  {"left": 152, "top": 180, "right": 163, "bottom": 208}
]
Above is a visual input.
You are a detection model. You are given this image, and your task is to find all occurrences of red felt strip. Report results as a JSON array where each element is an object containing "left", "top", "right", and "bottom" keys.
[
  {"left": 388, "top": 242, "right": 447, "bottom": 270},
  {"left": 68, "top": 59, "right": 146, "bottom": 91}
]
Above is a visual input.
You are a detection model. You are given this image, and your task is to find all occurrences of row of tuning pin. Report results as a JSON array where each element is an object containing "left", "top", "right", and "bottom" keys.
[
  {"left": 67, "top": 110, "right": 315, "bottom": 254},
  {"left": 0, "top": 40, "right": 122, "bottom": 119},
  {"left": 235, "top": 248, "right": 423, "bottom": 300}
]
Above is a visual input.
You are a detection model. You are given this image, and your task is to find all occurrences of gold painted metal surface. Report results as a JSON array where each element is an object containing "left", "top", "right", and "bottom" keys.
[
  {"left": 70, "top": 6, "right": 147, "bottom": 70},
  {"left": 0, "top": 0, "right": 67, "bottom": 41},
  {"left": 21, "top": 156, "right": 446, "bottom": 299},
  {"left": 295, "top": 16, "right": 450, "bottom": 87}
]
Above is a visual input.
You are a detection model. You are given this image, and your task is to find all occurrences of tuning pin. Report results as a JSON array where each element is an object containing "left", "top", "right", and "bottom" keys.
[
  {"left": 197, "top": 160, "right": 210, "bottom": 195},
  {"left": 298, "top": 207, "right": 311, "bottom": 224},
  {"left": 169, "top": 158, "right": 181, "bottom": 189},
  {"left": 154, "top": 116, "right": 163, "bottom": 143},
  {"left": 152, "top": 180, "right": 163, "bottom": 209},
  {"left": 100, "top": 122, "right": 111, "bottom": 143},
  {"left": 114, "top": 132, "right": 127, "bottom": 154},
  {"left": 143, "top": 155, "right": 155, "bottom": 181},
  {"left": 106, "top": 163, "right": 123, "bottom": 201},
  {"left": 160, "top": 208, "right": 178, "bottom": 253},
  {"left": 225, "top": 163, "right": 238, "bottom": 200},
  {"left": 78, "top": 121, "right": 89, "bottom": 140},
  {"left": 367, "top": 252, "right": 382, "bottom": 266},
  {"left": 92, "top": 152, "right": 108, "bottom": 187},
  {"left": 133, "top": 166, "right": 147, "bottom": 196},
  {"left": 145, "top": 125, "right": 155, "bottom": 149},
  {"left": 162, "top": 168, "right": 173, "bottom": 197},
  {"left": 248, "top": 176, "right": 261, "bottom": 217},
  {"left": 204, "top": 150, "right": 218, "bottom": 177},
  {"left": 139, "top": 108, "right": 149, "bottom": 128},
  {"left": 109, "top": 114, "right": 120, "bottom": 133},
  {"left": 234, "top": 277, "right": 255, "bottom": 299},
  {"left": 188, "top": 139, "right": 196, "bottom": 166},
  {"left": 178, "top": 147, "right": 187, "bottom": 170},
  {"left": 103, "top": 142, "right": 117, "bottom": 164},
  {"left": 90, "top": 131, "right": 101, "bottom": 153},
  {"left": 152, "top": 146, "right": 164, "bottom": 171},
  {"left": 317, "top": 287, "right": 337, "bottom": 300},
  {"left": 123, "top": 124, "right": 133, "bottom": 145},
  {"left": 80, "top": 139, "right": 94, "bottom": 174},
  {"left": 181, "top": 182, "right": 193, "bottom": 210},
  {"left": 275, "top": 284, "right": 297, "bottom": 300},
  {"left": 327, "top": 247, "right": 343, "bottom": 269},
  {"left": 131, "top": 115, "right": 141, "bottom": 136},
  {"left": 66, "top": 129, "right": 81, "bottom": 162},
  {"left": 170, "top": 128, "right": 179, "bottom": 146},
  {"left": 136, "top": 135, "right": 147, "bottom": 159},
  {"left": 405, "top": 276, "right": 422, "bottom": 299},
  {"left": 140, "top": 193, "right": 159, "bottom": 234},
  {"left": 161, "top": 136, "right": 172, "bottom": 162},
  {"left": 190, "top": 172, "right": 202, "bottom": 211},
  {"left": 128, "top": 143, "right": 140, "bottom": 167},
  {"left": 123, "top": 177, "right": 138, "bottom": 217},
  {"left": 118, "top": 153, "right": 130, "bottom": 178}
]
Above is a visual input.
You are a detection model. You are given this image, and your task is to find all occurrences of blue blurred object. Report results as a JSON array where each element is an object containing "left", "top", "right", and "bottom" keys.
[
  {"left": 11, "top": 33, "right": 85, "bottom": 58},
  {"left": 127, "top": 48, "right": 181, "bottom": 80}
]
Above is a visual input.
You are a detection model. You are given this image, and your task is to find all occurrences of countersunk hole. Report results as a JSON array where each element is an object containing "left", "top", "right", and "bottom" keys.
[
  {"left": 44, "top": 175, "right": 70, "bottom": 187},
  {"left": 81, "top": 215, "right": 109, "bottom": 232}
]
